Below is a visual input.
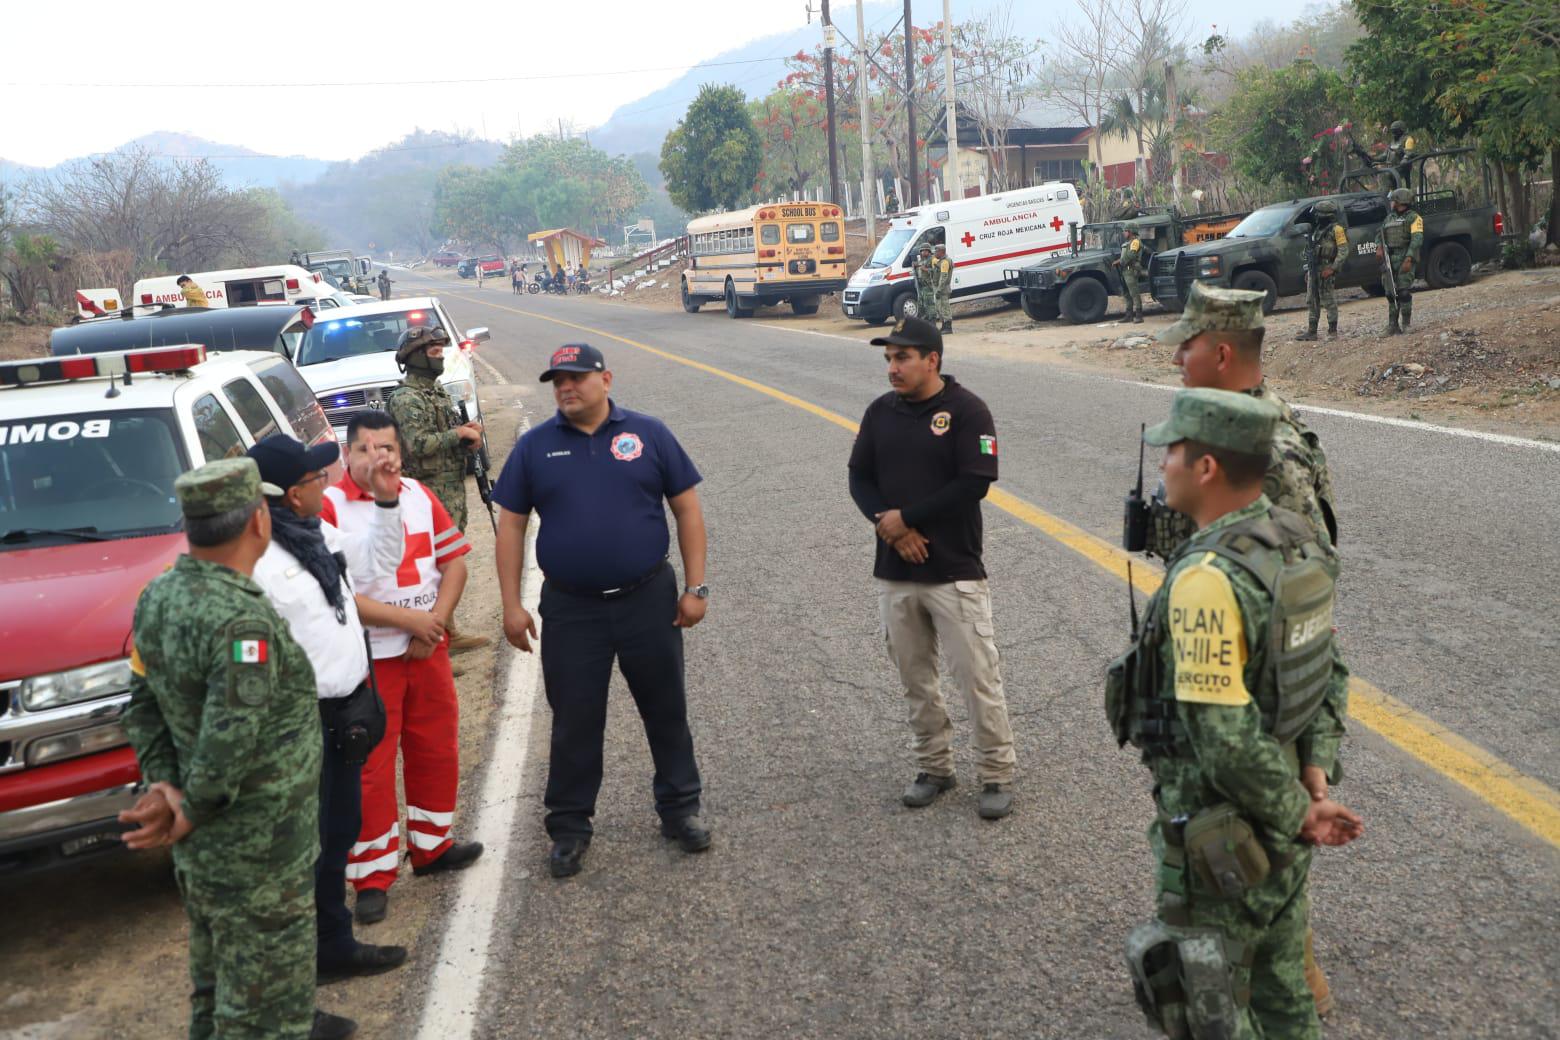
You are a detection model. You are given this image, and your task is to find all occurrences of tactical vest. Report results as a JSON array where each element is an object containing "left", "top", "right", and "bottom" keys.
[
  {"left": 1107, "top": 506, "right": 1337, "bottom": 755},
  {"left": 1382, "top": 210, "right": 1415, "bottom": 250},
  {"left": 1313, "top": 223, "right": 1339, "bottom": 265}
]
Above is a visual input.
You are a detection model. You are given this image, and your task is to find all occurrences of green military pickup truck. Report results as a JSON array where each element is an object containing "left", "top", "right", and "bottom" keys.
[
  {"left": 1148, "top": 149, "right": 1502, "bottom": 313},
  {"left": 1004, "top": 207, "right": 1246, "bottom": 324}
]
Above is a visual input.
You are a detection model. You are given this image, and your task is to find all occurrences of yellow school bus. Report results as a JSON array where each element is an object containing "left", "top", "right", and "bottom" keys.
[{"left": 682, "top": 202, "right": 849, "bottom": 318}]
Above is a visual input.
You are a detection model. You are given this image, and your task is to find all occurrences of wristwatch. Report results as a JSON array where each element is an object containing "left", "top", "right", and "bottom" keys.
[{"left": 684, "top": 584, "right": 710, "bottom": 599}]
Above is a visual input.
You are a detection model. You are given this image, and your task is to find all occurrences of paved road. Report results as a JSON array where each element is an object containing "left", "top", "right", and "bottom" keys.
[{"left": 403, "top": 271, "right": 1559, "bottom": 1039}]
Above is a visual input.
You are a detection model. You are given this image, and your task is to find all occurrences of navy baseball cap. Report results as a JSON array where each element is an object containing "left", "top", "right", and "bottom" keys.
[
  {"left": 247, "top": 434, "right": 340, "bottom": 493},
  {"left": 540, "top": 343, "right": 607, "bottom": 382}
]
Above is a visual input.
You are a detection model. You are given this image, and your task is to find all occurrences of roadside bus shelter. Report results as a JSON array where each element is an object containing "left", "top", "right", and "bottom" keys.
[{"left": 527, "top": 228, "right": 606, "bottom": 275}]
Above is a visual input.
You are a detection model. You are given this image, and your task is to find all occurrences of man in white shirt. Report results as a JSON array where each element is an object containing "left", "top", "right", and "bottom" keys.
[
  {"left": 322, "top": 410, "right": 483, "bottom": 927},
  {"left": 248, "top": 435, "right": 410, "bottom": 985}
]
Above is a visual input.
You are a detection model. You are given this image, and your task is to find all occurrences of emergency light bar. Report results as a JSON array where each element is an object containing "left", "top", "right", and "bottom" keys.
[{"left": 0, "top": 345, "right": 208, "bottom": 387}]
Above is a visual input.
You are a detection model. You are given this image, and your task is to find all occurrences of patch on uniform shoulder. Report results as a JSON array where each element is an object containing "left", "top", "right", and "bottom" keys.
[
  {"left": 979, "top": 434, "right": 997, "bottom": 456},
  {"left": 129, "top": 642, "right": 145, "bottom": 677},
  {"left": 1168, "top": 554, "right": 1251, "bottom": 706},
  {"left": 610, "top": 432, "right": 644, "bottom": 461},
  {"left": 1130, "top": 239, "right": 1141, "bottom": 252},
  {"left": 226, "top": 619, "right": 274, "bottom": 707},
  {"left": 930, "top": 411, "right": 952, "bottom": 435},
  {"left": 1410, "top": 216, "right": 1424, "bottom": 234}
]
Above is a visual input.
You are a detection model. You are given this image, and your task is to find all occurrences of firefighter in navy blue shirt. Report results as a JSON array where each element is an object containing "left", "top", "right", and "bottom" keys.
[
  {"left": 848, "top": 316, "right": 1018, "bottom": 820},
  {"left": 492, "top": 343, "right": 711, "bottom": 879}
]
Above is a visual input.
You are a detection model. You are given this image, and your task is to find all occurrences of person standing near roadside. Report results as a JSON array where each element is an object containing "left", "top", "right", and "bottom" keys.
[
  {"left": 1298, "top": 201, "right": 1348, "bottom": 342},
  {"left": 1380, "top": 187, "right": 1422, "bottom": 335},
  {"left": 177, "top": 275, "right": 209, "bottom": 309},
  {"left": 322, "top": 411, "right": 484, "bottom": 926},
  {"left": 932, "top": 242, "right": 954, "bottom": 335},
  {"left": 847, "top": 316, "right": 1017, "bottom": 819},
  {"left": 913, "top": 244, "right": 936, "bottom": 322},
  {"left": 1114, "top": 226, "right": 1145, "bottom": 324},
  {"left": 376, "top": 270, "right": 392, "bottom": 302},
  {"left": 119, "top": 458, "right": 356, "bottom": 1040},
  {"left": 247, "top": 435, "right": 409, "bottom": 986},
  {"left": 494, "top": 343, "right": 711, "bottom": 879},
  {"left": 474, "top": 260, "right": 485, "bottom": 289}
]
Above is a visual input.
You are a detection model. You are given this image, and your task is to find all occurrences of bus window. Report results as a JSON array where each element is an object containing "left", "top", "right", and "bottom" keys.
[
  {"left": 787, "top": 224, "right": 816, "bottom": 244},
  {"left": 821, "top": 222, "right": 841, "bottom": 242},
  {"left": 761, "top": 225, "right": 780, "bottom": 245}
]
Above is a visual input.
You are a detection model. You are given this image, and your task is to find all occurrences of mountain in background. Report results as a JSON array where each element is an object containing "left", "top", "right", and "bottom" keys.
[
  {"left": 589, "top": 0, "right": 1049, "bottom": 156},
  {"left": 1, "top": 132, "right": 331, "bottom": 190}
]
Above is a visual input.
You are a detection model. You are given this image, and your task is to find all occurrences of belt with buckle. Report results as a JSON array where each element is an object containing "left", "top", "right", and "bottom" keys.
[{"left": 547, "top": 560, "right": 669, "bottom": 601}]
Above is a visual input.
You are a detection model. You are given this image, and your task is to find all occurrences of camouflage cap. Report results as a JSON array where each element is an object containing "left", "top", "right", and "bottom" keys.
[
  {"left": 174, "top": 458, "right": 281, "bottom": 519},
  {"left": 1144, "top": 387, "right": 1279, "bottom": 455},
  {"left": 394, "top": 324, "right": 451, "bottom": 364},
  {"left": 1156, "top": 281, "right": 1266, "bottom": 346}
]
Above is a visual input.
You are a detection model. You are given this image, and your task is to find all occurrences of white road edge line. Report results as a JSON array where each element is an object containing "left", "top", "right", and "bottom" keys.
[
  {"left": 414, "top": 429, "right": 541, "bottom": 1040},
  {"left": 751, "top": 321, "right": 1559, "bottom": 452},
  {"left": 470, "top": 349, "right": 506, "bottom": 384}
]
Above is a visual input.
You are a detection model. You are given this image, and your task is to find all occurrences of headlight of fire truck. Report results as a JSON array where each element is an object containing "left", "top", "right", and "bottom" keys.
[{"left": 20, "top": 659, "right": 133, "bottom": 712}]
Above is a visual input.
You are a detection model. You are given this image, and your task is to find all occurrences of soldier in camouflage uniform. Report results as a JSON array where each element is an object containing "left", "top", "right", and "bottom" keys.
[
  {"left": 932, "top": 241, "right": 954, "bottom": 335},
  {"left": 1380, "top": 187, "right": 1423, "bottom": 335},
  {"left": 387, "top": 325, "right": 480, "bottom": 534},
  {"left": 1298, "top": 200, "right": 1348, "bottom": 341},
  {"left": 1109, "top": 389, "right": 1364, "bottom": 1040},
  {"left": 1145, "top": 283, "right": 1346, "bottom": 1019},
  {"left": 913, "top": 244, "right": 936, "bottom": 322},
  {"left": 1114, "top": 226, "right": 1145, "bottom": 323},
  {"left": 387, "top": 326, "right": 489, "bottom": 651},
  {"left": 121, "top": 458, "right": 354, "bottom": 1040}
]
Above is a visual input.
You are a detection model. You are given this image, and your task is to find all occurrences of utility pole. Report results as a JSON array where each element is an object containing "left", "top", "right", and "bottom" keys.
[
  {"left": 942, "top": 0, "right": 960, "bottom": 201},
  {"left": 857, "top": 0, "right": 876, "bottom": 240},
  {"left": 821, "top": 0, "right": 840, "bottom": 206},
  {"left": 1164, "top": 59, "right": 1182, "bottom": 207},
  {"left": 904, "top": 0, "right": 917, "bottom": 208}
]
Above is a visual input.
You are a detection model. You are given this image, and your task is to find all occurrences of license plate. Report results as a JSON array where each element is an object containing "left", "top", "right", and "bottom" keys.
[{"left": 844, "top": 305, "right": 855, "bottom": 315}]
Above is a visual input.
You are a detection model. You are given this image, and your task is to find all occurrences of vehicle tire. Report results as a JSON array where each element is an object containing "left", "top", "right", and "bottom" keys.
[
  {"left": 891, "top": 292, "right": 922, "bottom": 321},
  {"left": 790, "top": 295, "right": 821, "bottom": 315},
  {"left": 1232, "top": 269, "right": 1278, "bottom": 314},
  {"left": 725, "top": 280, "right": 752, "bottom": 319},
  {"left": 1363, "top": 282, "right": 1386, "bottom": 297},
  {"left": 1058, "top": 277, "right": 1109, "bottom": 324},
  {"left": 681, "top": 280, "right": 702, "bottom": 313},
  {"left": 1020, "top": 291, "right": 1061, "bottom": 322},
  {"left": 1424, "top": 240, "right": 1472, "bottom": 289},
  {"left": 526, "top": 281, "right": 540, "bottom": 295}
]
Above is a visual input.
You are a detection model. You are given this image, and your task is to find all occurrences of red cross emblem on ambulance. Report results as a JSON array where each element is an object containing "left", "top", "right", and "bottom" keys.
[
  {"left": 1050, "top": 215, "right": 1065, "bottom": 232},
  {"left": 960, "top": 231, "right": 975, "bottom": 248}
]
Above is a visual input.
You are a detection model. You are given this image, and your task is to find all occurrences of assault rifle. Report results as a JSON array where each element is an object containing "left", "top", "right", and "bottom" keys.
[
  {"left": 458, "top": 399, "right": 497, "bottom": 533},
  {"left": 1123, "top": 424, "right": 1150, "bottom": 553},
  {"left": 1375, "top": 226, "right": 1399, "bottom": 300}
]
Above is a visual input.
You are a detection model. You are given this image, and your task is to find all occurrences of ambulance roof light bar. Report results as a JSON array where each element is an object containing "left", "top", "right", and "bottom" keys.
[{"left": 0, "top": 345, "right": 209, "bottom": 387}]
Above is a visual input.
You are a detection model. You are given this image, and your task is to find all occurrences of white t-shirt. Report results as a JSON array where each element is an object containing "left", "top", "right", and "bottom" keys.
[{"left": 253, "top": 504, "right": 403, "bottom": 699}]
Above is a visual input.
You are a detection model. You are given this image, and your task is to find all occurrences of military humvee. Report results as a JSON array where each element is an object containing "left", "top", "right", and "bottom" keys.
[
  {"left": 1148, "top": 149, "right": 1501, "bottom": 313},
  {"left": 1003, "top": 207, "right": 1245, "bottom": 324}
]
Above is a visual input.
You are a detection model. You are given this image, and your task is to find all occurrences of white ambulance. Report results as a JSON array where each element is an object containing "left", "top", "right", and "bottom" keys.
[
  {"left": 841, "top": 183, "right": 1084, "bottom": 324},
  {"left": 132, "top": 265, "right": 350, "bottom": 314}
]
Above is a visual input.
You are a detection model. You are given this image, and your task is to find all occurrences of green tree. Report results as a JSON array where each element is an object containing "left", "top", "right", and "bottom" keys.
[
  {"left": 501, "top": 136, "right": 648, "bottom": 234},
  {"left": 433, "top": 165, "right": 529, "bottom": 254},
  {"left": 1208, "top": 61, "right": 1352, "bottom": 194},
  {"left": 660, "top": 84, "right": 762, "bottom": 212},
  {"left": 750, "top": 87, "right": 830, "bottom": 197},
  {"left": 1346, "top": 0, "right": 1560, "bottom": 242}
]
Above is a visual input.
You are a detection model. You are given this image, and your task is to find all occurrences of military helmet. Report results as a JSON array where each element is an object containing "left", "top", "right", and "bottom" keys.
[
  {"left": 1389, "top": 187, "right": 1413, "bottom": 205},
  {"left": 1314, "top": 200, "right": 1337, "bottom": 217},
  {"left": 394, "top": 325, "right": 450, "bottom": 364},
  {"left": 1390, "top": 120, "right": 1406, "bottom": 134}
]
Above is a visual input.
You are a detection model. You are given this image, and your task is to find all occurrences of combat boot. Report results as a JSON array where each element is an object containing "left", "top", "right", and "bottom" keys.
[
  {"left": 1386, "top": 320, "right": 1402, "bottom": 336},
  {"left": 1327, "top": 325, "right": 1338, "bottom": 340},
  {"left": 310, "top": 1010, "right": 357, "bottom": 1040},
  {"left": 1296, "top": 329, "right": 1318, "bottom": 341},
  {"left": 1401, "top": 315, "right": 1412, "bottom": 331},
  {"left": 941, "top": 321, "right": 953, "bottom": 335},
  {"left": 447, "top": 626, "right": 490, "bottom": 653},
  {"left": 1305, "top": 931, "right": 1335, "bottom": 1018},
  {"left": 902, "top": 772, "right": 956, "bottom": 807}
]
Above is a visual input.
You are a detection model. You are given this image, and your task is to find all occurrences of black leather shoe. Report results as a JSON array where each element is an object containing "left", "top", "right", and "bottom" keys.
[
  {"left": 412, "top": 840, "right": 484, "bottom": 877},
  {"left": 317, "top": 943, "right": 409, "bottom": 985},
  {"left": 660, "top": 815, "right": 713, "bottom": 853},
  {"left": 310, "top": 1009, "right": 358, "bottom": 1040},
  {"left": 549, "top": 837, "right": 590, "bottom": 878},
  {"left": 353, "top": 889, "right": 387, "bottom": 926}
]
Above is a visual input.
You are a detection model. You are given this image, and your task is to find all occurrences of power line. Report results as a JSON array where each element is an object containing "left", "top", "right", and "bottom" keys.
[{"left": 5, "top": 55, "right": 791, "bottom": 90}]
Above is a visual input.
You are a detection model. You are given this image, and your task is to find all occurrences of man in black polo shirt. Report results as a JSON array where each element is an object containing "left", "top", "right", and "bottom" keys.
[
  {"left": 492, "top": 343, "right": 711, "bottom": 878},
  {"left": 848, "top": 316, "right": 1017, "bottom": 819}
]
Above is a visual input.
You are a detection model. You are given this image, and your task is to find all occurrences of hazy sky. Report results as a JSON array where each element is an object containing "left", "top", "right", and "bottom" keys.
[{"left": 4, "top": 0, "right": 1295, "bottom": 167}]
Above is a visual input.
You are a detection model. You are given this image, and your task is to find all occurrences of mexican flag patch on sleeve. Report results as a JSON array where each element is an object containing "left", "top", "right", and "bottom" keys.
[
  {"left": 233, "top": 639, "right": 268, "bottom": 664},
  {"left": 979, "top": 434, "right": 997, "bottom": 456}
]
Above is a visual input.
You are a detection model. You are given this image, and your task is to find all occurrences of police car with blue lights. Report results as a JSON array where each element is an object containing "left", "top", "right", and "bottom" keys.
[
  {"left": 0, "top": 345, "right": 335, "bottom": 874},
  {"left": 288, "top": 296, "right": 489, "bottom": 445}
]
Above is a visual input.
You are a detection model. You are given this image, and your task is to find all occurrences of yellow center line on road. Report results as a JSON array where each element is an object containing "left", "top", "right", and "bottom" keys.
[{"left": 450, "top": 292, "right": 1560, "bottom": 850}]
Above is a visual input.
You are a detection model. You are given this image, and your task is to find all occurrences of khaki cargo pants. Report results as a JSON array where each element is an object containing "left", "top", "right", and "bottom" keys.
[{"left": 877, "top": 579, "right": 1016, "bottom": 784}]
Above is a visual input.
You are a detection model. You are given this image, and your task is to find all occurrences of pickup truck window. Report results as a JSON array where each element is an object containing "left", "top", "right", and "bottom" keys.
[
  {"left": 1225, "top": 208, "right": 1290, "bottom": 238},
  {"left": 251, "top": 356, "right": 331, "bottom": 445},
  {"left": 0, "top": 409, "right": 187, "bottom": 546},
  {"left": 224, "top": 378, "right": 281, "bottom": 441},
  {"left": 1344, "top": 197, "right": 1388, "bottom": 227},
  {"left": 193, "top": 393, "right": 246, "bottom": 462}
]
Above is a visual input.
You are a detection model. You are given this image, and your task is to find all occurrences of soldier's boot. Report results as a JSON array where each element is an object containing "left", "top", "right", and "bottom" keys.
[
  {"left": 311, "top": 1009, "right": 358, "bottom": 1040},
  {"left": 1304, "top": 931, "right": 1335, "bottom": 1018},
  {"left": 1386, "top": 317, "right": 1402, "bottom": 336},
  {"left": 1296, "top": 329, "right": 1319, "bottom": 341},
  {"left": 1327, "top": 324, "right": 1339, "bottom": 340},
  {"left": 940, "top": 321, "right": 953, "bottom": 335}
]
